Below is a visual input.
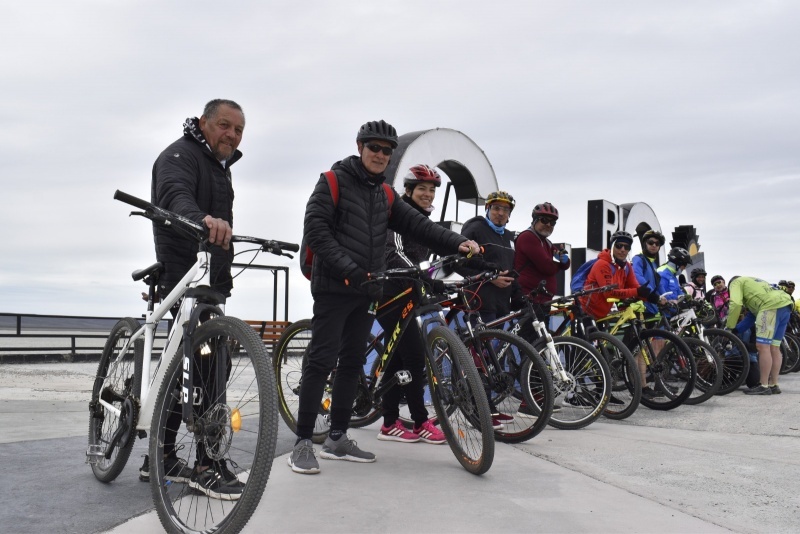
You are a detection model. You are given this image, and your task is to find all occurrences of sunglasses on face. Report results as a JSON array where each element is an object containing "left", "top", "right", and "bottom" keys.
[
  {"left": 613, "top": 242, "right": 631, "bottom": 251},
  {"left": 646, "top": 240, "right": 661, "bottom": 246},
  {"left": 490, "top": 204, "right": 511, "bottom": 213},
  {"left": 538, "top": 217, "right": 557, "bottom": 226},
  {"left": 364, "top": 143, "right": 393, "bottom": 156},
  {"left": 714, "top": 281, "right": 725, "bottom": 285}
]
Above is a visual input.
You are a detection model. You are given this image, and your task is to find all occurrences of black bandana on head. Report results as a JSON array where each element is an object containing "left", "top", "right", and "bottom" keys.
[{"left": 183, "top": 117, "right": 213, "bottom": 155}]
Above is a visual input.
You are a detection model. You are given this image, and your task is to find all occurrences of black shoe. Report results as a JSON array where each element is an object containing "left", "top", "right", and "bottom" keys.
[
  {"left": 744, "top": 384, "right": 772, "bottom": 396},
  {"left": 641, "top": 387, "right": 664, "bottom": 400},
  {"left": 139, "top": 451, "right": 193, "bottom": 483},
  {"left": 189, "top": 461, "right": 245, "bottom": 501},
  {"left": 608, "top": 394, "right": 625, "bottom": 406},
  {"left": 770, "top": 384, "right": 782, "bottom": 395}
]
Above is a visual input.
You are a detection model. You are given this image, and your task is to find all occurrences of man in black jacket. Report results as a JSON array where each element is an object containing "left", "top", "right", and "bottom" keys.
[
  {"left": 143, "top": 99, "right": 245, "bottom": 499},
  {"left": 289, "top": 120, "right": 479, "bottom": 474}
]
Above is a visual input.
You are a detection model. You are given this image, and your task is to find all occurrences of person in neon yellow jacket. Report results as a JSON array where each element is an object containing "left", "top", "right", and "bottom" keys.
[{"left": 727, "top": 276, "right": 793, "bottom": 395}]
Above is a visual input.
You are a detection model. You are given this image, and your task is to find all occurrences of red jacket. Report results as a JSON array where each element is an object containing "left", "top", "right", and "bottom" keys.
[
  {"left": 580, "top": 249, "right": 641, "bottom": 319},
  {"left": 514, "top": 228, "right": 570, "bottom": 302}
]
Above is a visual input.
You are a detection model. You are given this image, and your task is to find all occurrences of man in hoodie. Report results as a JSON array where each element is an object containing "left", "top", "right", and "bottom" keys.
[
  {"left": 290, "top": 121, "right": 479, "bottom": 475},
  {"left": 632, "top": 229, "right": 667, "bottom": 317}
]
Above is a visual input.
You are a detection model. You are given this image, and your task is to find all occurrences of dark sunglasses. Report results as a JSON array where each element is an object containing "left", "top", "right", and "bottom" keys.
[
  {"left": 714, "top": 281, "right": 725, "bottom": 285},
  {"left": 365, "top": 143, "right": 393, "bottom": 156},
  {"left": 645, "top": 240, "right": 661, "bottom": 246},
  {"left": 539, "top": 217, "right": 557, "bottom": 226},
  {"left": 614, "top": 242, "right": 631, "bottom": 251}
]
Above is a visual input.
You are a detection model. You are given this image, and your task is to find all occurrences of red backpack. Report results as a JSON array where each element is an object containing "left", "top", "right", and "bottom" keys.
[{"left": 300, "top": 170, "right": 395, "bottom": 280}]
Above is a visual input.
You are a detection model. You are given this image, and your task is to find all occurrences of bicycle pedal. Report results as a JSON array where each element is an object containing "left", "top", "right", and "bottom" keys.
[
  {"left": 85, "top": 444, "right": 105, "bottom": 464},
  {"left": 395, "top": 370, "right": 412, "bottom": 386}
]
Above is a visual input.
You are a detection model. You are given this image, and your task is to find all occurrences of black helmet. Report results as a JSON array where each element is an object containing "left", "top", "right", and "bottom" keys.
[
  {"left": 691, "top": 268, "right": 707, "bottom": 283},
  {"left": 610, "top": 230, "right": 634, "bottom": 247},
  {"left": 710, "top": 275, "right": 725, "bottom": 286},
  {"left": 356, "top": 120, "right": 398, "bottom": 148},
  {"left": 668, "top": 247, "right": 692, "bottom": 267},
  {"left": 640, "top": 229, "right": 665, "bottom": 247}
]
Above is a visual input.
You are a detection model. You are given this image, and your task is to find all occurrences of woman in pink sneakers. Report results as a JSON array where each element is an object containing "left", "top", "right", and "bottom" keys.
[{"left": 375, "top": 165, "right": 448, "bottom": 445}]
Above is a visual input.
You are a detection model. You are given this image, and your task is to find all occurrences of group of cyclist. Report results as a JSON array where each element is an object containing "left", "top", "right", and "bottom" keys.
[{"left": 145, "top": 100, "right": 796, "bottom": 486}]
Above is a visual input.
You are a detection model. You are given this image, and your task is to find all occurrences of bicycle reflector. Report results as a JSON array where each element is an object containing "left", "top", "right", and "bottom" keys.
[{"left": 231, "top": 407, "right": 242, "bottom": 433}]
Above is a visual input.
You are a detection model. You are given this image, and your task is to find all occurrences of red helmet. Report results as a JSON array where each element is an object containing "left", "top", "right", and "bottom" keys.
[
  {"left": 403, "top": 164, "right": 441, "bottom": 188},
  {"left": 532, "top": 202, "right": 559, "bottom": 220}
]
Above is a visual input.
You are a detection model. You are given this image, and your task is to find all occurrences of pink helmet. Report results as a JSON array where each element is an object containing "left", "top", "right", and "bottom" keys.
[{"left": 403, "top": 164, "right": 441, "bottom": 188}]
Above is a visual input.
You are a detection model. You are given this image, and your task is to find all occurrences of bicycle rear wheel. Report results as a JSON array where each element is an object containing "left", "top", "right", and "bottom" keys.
[
  {"left": 779, "top": 334, "right": 800, "bottom": 374},
  {"left": 273, "top": 319, "right": 330, "bottom": 444},
  {"left": 88, "top": 317, "right": 143, "bottom": 482},
  {"left": 426, "top": 326, "right": 494, "bottom": 475},
  {"left": 585, "top": 331, "right": 641, "bottom": 420},
  {"left": 785, "top": 334, "right": 800, "bottom": 373},
  {"left": 466, "top": 329, "right": 554, "bottom": 444},
  {"left": 704, "top": 328, "right": 750, "bottom": 395},
  {"left": 150, "top": 316, "right": 277, "bottom": 534},
  {"left": 636, "top": 329, "right": 696, "bottom": 411},
  {"left": 682, "top": 338, "right": 722, "bottom": 405},
  {"left": 537, "top": 336, "right": 611, "bottom": 430}
]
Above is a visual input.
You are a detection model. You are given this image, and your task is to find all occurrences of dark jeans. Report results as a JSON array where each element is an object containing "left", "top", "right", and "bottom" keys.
[
  {"left": 296, "top": 293, "right": 374, "bottom": 440},
  {"left": 376, "top": 295, "right": 429, "bottom": 428}
]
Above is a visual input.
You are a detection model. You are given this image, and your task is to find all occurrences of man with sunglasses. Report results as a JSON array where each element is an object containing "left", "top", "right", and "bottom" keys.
[
  {"left": 514, "top": 202, "right": 570, "bottom": 321},
  {"left": 580, "top": 231, "right": 658, "bottom": 321},
  {"left": 290, "top": 120, "right": 479, "bottom": 474},
  {"left": 632, "top": 230, "right": 668, "bottom": 317}
]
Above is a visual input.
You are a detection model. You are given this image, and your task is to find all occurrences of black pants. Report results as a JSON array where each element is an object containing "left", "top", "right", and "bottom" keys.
[
  {"left": 376, "top": 295, "right": 429, "bottom": 428},
  {"left": 296, "top": 293, "right": 374, "bottom": 440}
]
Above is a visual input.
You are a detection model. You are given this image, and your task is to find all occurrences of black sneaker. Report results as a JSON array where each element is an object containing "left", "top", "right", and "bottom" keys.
[
  {"left": 189, "top": 462, "right": 245, "bottom": 500},
  {"left": 770, "top": 384, "right": 782, "bottom": 395},
  {"left": 744, "top": 384, "right": 772, "bottom": 396},
  {"left": 608, "top": 394, "right": 625, "bottom": 406},
  {"left": 641, "top": 387, "right": 665, "bottom": 400},
  {"left": 139, "top": 452, "right": 193, "bottom": 483}
]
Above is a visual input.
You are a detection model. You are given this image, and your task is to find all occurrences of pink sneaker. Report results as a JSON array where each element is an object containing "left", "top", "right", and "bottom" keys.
[
  {"left": 377, "top": 420, "right": 420, "bottom": 443},
  {"left": 413, "top": 420, "right": 446, "bottom": 444}
]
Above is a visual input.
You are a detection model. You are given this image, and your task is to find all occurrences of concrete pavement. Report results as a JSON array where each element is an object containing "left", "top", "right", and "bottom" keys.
[{"left": 1, "top": 362, "right": 798, "bottom": 533}]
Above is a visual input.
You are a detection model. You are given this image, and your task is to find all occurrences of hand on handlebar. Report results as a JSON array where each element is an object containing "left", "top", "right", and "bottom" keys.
[
  {"left": 458, "top": 240, "right": 481, "bottom": 256},
  {"left": 491, "top": 270, "right": 515, "bottom": 289},
  {"left": 203, "top": 215, "right": 232, "bottom": 250}
]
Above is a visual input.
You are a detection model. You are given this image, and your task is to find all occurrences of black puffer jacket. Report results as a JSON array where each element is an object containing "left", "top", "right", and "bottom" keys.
[
  {"left": 151, "top": 117, "right": 238, "bottom": 297},
  {"left": 460, "top": 215, "right": 520, "bottom": 315},
  {"left": 304, "top": 156, "right": 465, "bottom": 299}
]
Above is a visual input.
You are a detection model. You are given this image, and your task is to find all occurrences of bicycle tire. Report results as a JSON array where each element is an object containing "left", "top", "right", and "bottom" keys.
[
  {"left": 88, "top": 317, "right": 143, "bottom": 483},
  {"left": 273, "top": 319, "right": 330, "bottom": 444},
  {"left": 465, "top": 329, "right": 554, "bottom": 444},
  {"left": 779, "top": 334, "right": 799, "bottom": 375},
  {"left": 786, "top": 334, "right": 800, "bottom": 373},
  {"left": 426, "top": 326, "right": 494, "bottom": 475},
  {"left": 150, "top": 316, "right": 277, "bottom": 534},
  {"left": 585, "top": 331, "right": 642, "bottom": 420},
  {"left": 704, "top": 328, "right": 750, "bottom": 395},
  {"left": 635, "top": 329, "right": 696, "bottom": 411},
  {"left": 349, "top": 332, "right": 385, "bottom": 429},
  {"left": 535, "top": 336, "right": 611, "bottom": 430},
  {"left": 682, "top": 338, "right": 722, "bottom": 405}
]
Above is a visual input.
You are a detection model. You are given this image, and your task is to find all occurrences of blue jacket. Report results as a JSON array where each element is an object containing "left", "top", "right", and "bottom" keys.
[
  {"left": 632, "top": 254, "right": 660, "bottom": 314},
  {"left": 657, "top": 263, "right": 684, "bottom": 317}
]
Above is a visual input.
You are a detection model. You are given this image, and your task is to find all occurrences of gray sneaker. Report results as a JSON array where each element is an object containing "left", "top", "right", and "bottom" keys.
[
  {"left": 319, "top": 434, "right": 376, "bottom": 463},
  {"left": 744, "top": 384, "right": 772, "bottom": 396},
  {"left": 288, "top": 439, "right": 320, "bottom": 474}
]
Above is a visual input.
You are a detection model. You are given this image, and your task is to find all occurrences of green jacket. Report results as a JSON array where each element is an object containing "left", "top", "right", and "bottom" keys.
[{"left": 726, "top": 276, "right": 793, "bottom": 329}]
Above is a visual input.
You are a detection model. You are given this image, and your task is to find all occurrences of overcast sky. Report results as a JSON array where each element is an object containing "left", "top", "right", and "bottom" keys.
[{"left": 3, "top": 1, "right": 798, "bottom": 322}]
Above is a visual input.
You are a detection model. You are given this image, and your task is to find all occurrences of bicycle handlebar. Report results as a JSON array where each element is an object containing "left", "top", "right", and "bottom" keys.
[{"left": 114, "top": 190, "right": 299, "bottom": 255}]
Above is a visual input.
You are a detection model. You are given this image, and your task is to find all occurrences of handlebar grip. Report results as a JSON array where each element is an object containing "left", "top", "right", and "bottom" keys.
[
  {"left": 275, "top": 240, "right": 300, "bottom": 253},
  {"left": 114, "top": 190, "right": 152, "bottom": 211}
]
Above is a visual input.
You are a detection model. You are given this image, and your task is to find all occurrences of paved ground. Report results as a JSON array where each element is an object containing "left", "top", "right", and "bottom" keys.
[{"left": 1, "top": 361, "right": 798, "bottom": 533}]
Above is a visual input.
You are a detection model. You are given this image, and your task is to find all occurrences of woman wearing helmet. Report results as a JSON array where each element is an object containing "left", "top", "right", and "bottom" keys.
[
  {"left": 684, "top": 267, "right": 707, "bottom": 299},
  {"left": 514, "top": 202, "right": 570, "bottom": 320},
  {"left": 375, "top": 164, "right": 447, "bottom": 444}
]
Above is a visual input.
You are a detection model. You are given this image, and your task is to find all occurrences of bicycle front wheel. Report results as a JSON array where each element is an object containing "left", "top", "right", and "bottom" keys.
[
  {"left": 466, "top": 329, "right": 554, "bottom": 444},
  {"left": 704, "top": 328, "right": 750, "bottom": 395},
  {"left": 426, "top": 326, "right": 494, "bottom": 475},
  {"left": 586, "top": 331, "right": 641, "bottom": 420},
  {"left": 150, "top": 316, "right": 277, "bottom": 534},
  {"left": 537, "top": 336, "right": 611, "bottom": 430},
  {"left": 682, "top": 337, "right": 722, "bottom": 405},
  {"left": 636, "top": 329, "right": 696, "bottom": 411},
  {"left": 88, "top": 317, "right": 143, "bottom": 482}
]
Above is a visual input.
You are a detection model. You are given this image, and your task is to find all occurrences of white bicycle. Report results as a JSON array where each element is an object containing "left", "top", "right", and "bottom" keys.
[{"left": 86, "top": 190, "right": 298, "bottom": 534}]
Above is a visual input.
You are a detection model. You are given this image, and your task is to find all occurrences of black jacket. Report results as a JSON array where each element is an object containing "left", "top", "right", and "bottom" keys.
[
  {"left": 460, "top": 215, "right": 520, "bottom": 315},
  {"left": 151, "top": 117, "right": 238, "bottom": 297},
  {"left": 303, "top": 156, "right": 465, "bottom": 300}
]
